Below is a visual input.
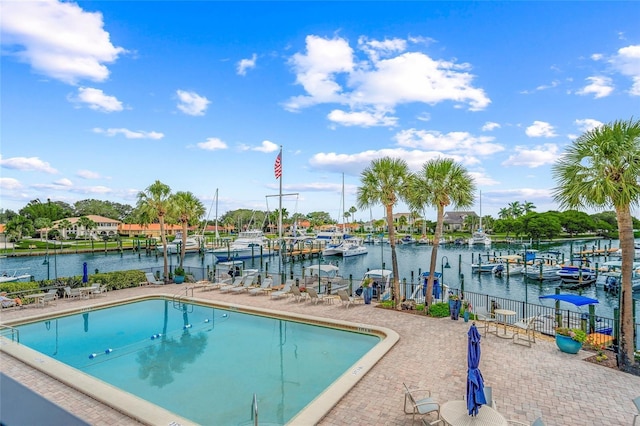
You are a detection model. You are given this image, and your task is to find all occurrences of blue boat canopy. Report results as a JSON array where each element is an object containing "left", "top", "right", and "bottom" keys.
[
  {"left": 538, "top": 294, "right": 599, "bottom": 306},
  {"left": 421, "top": 271, "right": 443, "bottom": 278}
]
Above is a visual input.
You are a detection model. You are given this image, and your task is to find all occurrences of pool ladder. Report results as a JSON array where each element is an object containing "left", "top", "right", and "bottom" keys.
[
  {"left": 0, "top": 325, "right": 19, "bottom": 343},
  {"left": 251, "top": 393, "right": 258, "bottom": 426},
  {"left": 172, "top": 286, "right": 194, "bottom": 311}
]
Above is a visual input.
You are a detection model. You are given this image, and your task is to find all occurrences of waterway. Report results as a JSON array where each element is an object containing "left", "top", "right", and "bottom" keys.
[{"left": 2, "top": 239, "right": 639, "bottom": 321}]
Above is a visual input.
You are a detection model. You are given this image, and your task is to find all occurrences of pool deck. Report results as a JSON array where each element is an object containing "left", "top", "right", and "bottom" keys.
[{"left": 1, "top": 284, "right": 639, "bottom": 426}]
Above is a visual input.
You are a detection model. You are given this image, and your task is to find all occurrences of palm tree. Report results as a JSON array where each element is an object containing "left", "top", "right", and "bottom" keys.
[
  {"left": 522, "top": 201, "right": 536, "bottom": 214},
  {"left": 77, "top": 216, "right": 97, "bottom": 242},
  {"left": 348, "top": 206, "right": 357, "bottom": 223},
  {"left": 552, "top": 117, "right": 640, "bottom": 370},
  {"left": 34, "top": 217, "right": 52, "bottom": 241},
  {"left": 357, "top": 157, "right": 411, "bottom": 310},
  {"left": 170, "top": 191, "right": 206, "bottom": 269},
  {"left": 408, "top": 158, "right": 475, "bottom": 307},
  {"left": 56, "top": 219, "right": 72, "bottom": 239},
  {"left": 498, "top": 207, "right": 511, "bottom": 220},
  {"left": 137, "top": 181, "right": 172, "bottom": 282},
  {"left": 508, "top": 201, "right": 523, "bottom": 217}
]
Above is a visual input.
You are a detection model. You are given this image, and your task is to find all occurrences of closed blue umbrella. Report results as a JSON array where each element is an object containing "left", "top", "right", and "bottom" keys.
[
  {"left": 467, "top": 323, "right": 486, "bottom": 416},
  {"left": 82, "top": 262, "right": 88, "bottom": 284}
]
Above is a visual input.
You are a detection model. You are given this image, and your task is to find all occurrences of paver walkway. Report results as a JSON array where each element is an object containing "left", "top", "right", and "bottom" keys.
[{"left": 1, "top": 284, "right": 639, "bottom": 425}]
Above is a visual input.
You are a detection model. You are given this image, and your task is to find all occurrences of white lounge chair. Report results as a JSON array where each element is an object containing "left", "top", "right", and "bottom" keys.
[
  {"left": 40, "top": 289, "right": 58, "bottom": 307},
  {"left": 200, "top": 277, "right": 232, "bottom": 291},
  {"left": 337, "top": 289, "right": 363, "bottom": 308},
  {"left": 249, "top": 278, "right": 273, "bottom": 296},
  {"left": 220, "top": 277, "right": 249, "bottom": 293},
  {"left": 142, "top": 272, "right": 164, "bottom": 286},
  {"left": 231, "top": 276, "right": 257, "bottom": 294},
  {"left": 306, "top": 287, "right": 327, "bottom": 304},
  {"left": 220, "top": 275, "right": 253, "bottom": 293},
  {"left": 271, "top": 279, "right": 294, "bottom": 300},
  {"left": 289, "top": 286, "right": 308, "bottom": 303}
]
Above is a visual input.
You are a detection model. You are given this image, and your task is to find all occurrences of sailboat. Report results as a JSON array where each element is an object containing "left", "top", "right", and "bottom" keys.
[
  {"left": 321, "top": 174, "right": 368, "bottom": 257},
  {"left": 469, "top": 190, "right": 491, "bottom": 246}
]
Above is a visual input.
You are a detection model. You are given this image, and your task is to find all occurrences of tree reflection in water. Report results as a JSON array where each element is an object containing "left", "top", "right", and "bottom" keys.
[{"left": 137, "top": 300, "right": 207, "bottom": 387}]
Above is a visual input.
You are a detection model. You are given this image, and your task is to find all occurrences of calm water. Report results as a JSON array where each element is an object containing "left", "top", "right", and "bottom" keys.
[
  {"left": 15, "top": 299, "right": 379, "bottom": 425},
  {"left": 2, "top": 239, "right": 639, "bottom": 320}
]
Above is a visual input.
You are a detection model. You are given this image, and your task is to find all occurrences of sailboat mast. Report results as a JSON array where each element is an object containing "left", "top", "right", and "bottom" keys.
[
  {"left": 479, "top": 190, "right": 483, "bottom": 231},
  {"left": 278, "top": 146, "right": 283, "bottom": 240},
  {"left": 214, "top": 188, "right": 219, "bottom": 239},
  {"left": 341, "top": 173, "right": 345, "bottom": 233}
]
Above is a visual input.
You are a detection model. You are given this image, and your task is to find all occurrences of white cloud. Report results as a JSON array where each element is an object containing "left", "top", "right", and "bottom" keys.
[
  {"left": 0, "top": 156, "right": 58, "bottom": 173},
  {"left": 358, "top": 36, "right": 407, "bottom": 62},
  {"left": 502, "top": 143, "right": 559, "bottom": 168},
  {"left": 416, "top": 112, "right": 431, "bottom": 122},
  {"left": 76, "top": 169, "right": 101, "bottom": 179},
  {"left": 0, "top": 0, "right": 125, "bottom": 84},
  {"left": 53, "top": 178, "right": 73, "bottom": 187},
  {"left": 252, "top": 140, "right": 279, "bottom": 153},
  {"left": 93, "top": 128, "right": 164, "bottom": 139},
  {"left": 576, "top": 76, "right": 614, "bottom": 98},
  {"left": 609, "top": 44, "right": 640, "bottom": 96},
  {"left": 196, "top": 137, "right": 227, "bottom": 151},
  {"left": 327, "top": 109, "right": 398, "bottom": 127},
  {"left": 525, "top": 121, "right": 557, "bottom": 138},
  {"left": 176, "top": 90, "right": 210, "bottom": 116},
  {"left": 481, "top": 122, "right": 500, "bottom": 131},
  {"left": 71, "top": 87, "right": 123, "bottom": 112},
  {"left": 285, "top": 35, "right": 490, "bottom": 124},
  {"left": 0, "top": 177, "right": 23, "bottom": 190},
  {"left": 237, "top": 54, "right": 257, "bottom": 76},
  {"left": 574, "top": 118, "right": 603, "bottom": 133},
  {"left": 395, "top": 129, "right": 504, "bottom": 157}
]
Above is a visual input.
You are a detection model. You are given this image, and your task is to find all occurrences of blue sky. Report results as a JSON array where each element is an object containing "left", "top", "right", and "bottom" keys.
[{"left": 1, "top": 1, "right": 639, "bottom": 222}]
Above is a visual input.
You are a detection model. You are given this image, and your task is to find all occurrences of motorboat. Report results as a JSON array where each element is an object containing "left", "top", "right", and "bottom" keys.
[
  {"left": 208, "top": 229, "right": 272, "bottom": 261},
  {"left": 471, "top": 259, "right": 498, "bottom": 274},
  {"left": 322, "top": 236, "right": 368, "bottom": 257},
  {"left": 354, "top": 269, "right": 393, "bottom": 299},
  {"left": 599, "top": 260, "right": 640, "bottom": 291},
  {"left": 411, "top": 271, "right": 450, "bottom": 304},
  {"left": 157, "top": 231, "right": 203, "bottom": 254},
  {"left": 491, "top": 254, "right": 524, "bottom": 276},
  {"left": 556, "top": 265, "right": 597, "bottom": 283},
  {"left": 303, "top": 263, "right": 347, "bottom": 294},
  {"left": 0, "top": 269, "right": 32, "bottom": 283},
  {"left": 524, "top": 254, "right": 562, "bottom": 281},
  {"left": 398, "top": 235, "right": 416, "bottom": 245}
]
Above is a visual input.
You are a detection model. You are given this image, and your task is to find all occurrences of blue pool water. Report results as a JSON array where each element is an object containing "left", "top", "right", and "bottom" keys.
[{"left": 15, "top": 299, "right": 379, "bottom": 425}]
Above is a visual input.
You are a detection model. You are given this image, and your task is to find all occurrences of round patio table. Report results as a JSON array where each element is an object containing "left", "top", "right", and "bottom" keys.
[{"left": 439, "top": 400, "right": 507, "bottom": 426}]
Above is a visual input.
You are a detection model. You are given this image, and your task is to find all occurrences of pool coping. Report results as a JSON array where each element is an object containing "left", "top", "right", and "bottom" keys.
[{"left": 0, "top": 293, "right": 399, "bottom": 426}]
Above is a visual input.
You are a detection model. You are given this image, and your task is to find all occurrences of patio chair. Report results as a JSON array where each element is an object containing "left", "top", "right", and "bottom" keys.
[
  {"left": 41, "top": 289, "right": 58, "bottom": 307},
  {"left": 200, "top": 277, "right": 231, "bottom": 291},
  {"left": 230, "top": 275, "right": 257, "bottom": 294},
  {"left": 633, "top": 395, "right": 640, "bottom": 426},
  {"left": 512, "top": 316, "right": 538, "bottom": 347},
  {"left": 403, "top": 382, "right": 440, "bottom": 425},
  {"left": 337, "top": 289, "right": 363, "bottom": 308},
  {"left": 219, "top": 276, "right": 250, "bottom": 293},
  {"left": 142, "top": 272, "right": 164, "bottom": 286},
  {"left": 306, "top": 287, "right": 327, "bottom": 304},
  {"left": 64, "top": 286, "right": 82, "bottom": 299},
  {"left": 474, "top": 306, "right": 497, "bottom": 336},
  {"left": 289, "top": 286, "right": 308, "bottom": 303},
  {"left": 249, "top": 278, "right": 273, "bottom": 296},
  {"left": 271, "top": 279, "right": 294, "bottom": 300}
]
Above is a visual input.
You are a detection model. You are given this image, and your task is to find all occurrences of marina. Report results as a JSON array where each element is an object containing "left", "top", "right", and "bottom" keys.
[{"left": 2, "top": 238, "right": 639, "bottom": 321}]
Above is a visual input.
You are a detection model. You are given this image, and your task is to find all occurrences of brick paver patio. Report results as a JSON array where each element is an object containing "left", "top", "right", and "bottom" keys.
[{"left": 1, "top": 284, "right": 639, "bottom": 425}]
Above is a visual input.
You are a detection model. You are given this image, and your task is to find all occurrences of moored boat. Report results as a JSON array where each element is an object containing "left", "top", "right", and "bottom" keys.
[{"left": 208, "top": 229, "right": 272, "bottom": 261}]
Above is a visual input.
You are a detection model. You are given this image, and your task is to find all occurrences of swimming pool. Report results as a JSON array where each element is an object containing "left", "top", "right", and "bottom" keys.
[{"left": 1, "top": 296, "right": 398, "bottom": 425}]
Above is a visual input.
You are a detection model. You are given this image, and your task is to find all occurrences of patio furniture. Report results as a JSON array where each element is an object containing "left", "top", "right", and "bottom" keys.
[
  {"left": 512, "top": 316, "right": 538, "bottom": 347},
  {"left": 403, "top": 382, "right": 440, "bottom": 425},
  {"left": 474, "top": 306, "right": 497, "bottom": 336},
  {"left": 633, "top": 396, "right": 640, "bottom": 426}
]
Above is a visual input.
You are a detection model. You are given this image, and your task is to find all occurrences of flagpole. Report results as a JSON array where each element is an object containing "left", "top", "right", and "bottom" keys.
[{"left": 278, "top": 146, "right": 283, "bottom": 241}]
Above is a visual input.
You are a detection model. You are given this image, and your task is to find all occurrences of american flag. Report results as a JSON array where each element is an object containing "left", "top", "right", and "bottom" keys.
[{"left": 274, "top": 150, "right": 282, "bottom": 179}]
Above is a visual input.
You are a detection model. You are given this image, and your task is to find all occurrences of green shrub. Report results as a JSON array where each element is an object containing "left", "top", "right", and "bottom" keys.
[{"left": 429, "top": 302, "right": 450, "bottom": 318}]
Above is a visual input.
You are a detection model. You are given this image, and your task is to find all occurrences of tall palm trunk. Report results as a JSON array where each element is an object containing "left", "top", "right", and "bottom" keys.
[
  {"left": 386, "top": 205, "right": 401, "bottom": 310},
  {"left": 159, "top": 215, "right": 169, "bottom": 282},
  {"left": 615, "top": 204, "right": 635, "bottom": 368},
  {"left": 180, "top": 221, "right": 188, "bottom": 269},
  {"left": 426, "top": 205, "right": 445, "bottom": 307}
]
